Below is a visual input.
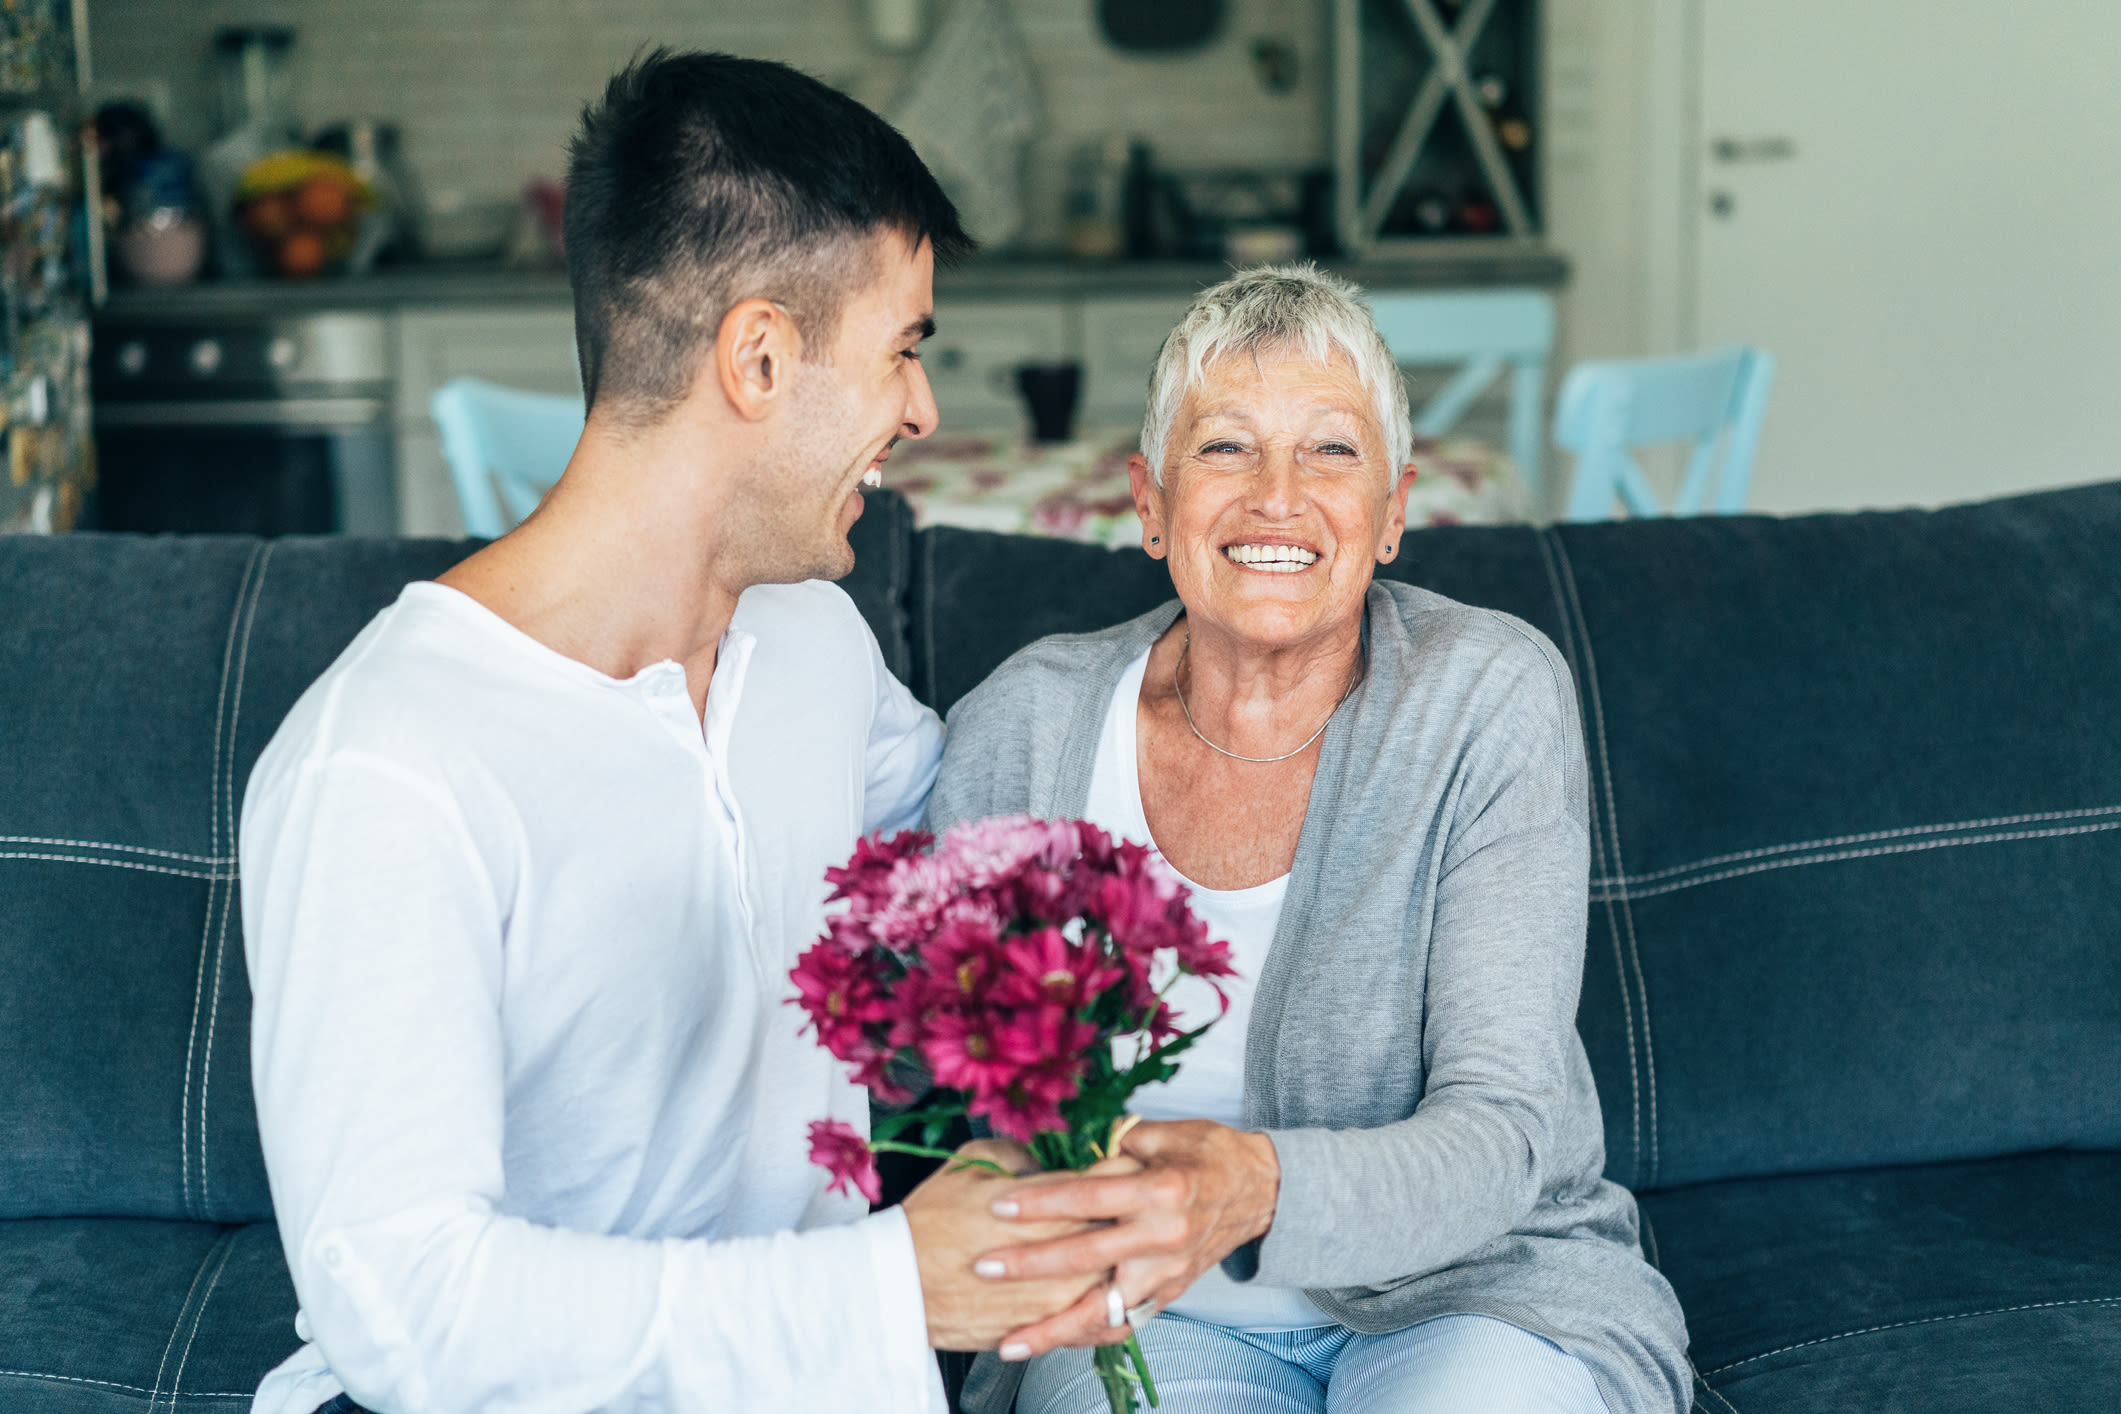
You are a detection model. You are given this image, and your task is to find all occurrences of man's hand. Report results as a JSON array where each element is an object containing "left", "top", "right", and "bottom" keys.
[
  {"left": 972, "top": 1120, "right": 1281, "bottom": 1359},
  {"left": 903, "top": 1140, "right": 1122, "bottom": 1351}
]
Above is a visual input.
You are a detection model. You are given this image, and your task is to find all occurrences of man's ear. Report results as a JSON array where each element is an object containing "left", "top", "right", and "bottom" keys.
[{"left": 714, "top": 298, "right": 804, "bottom": 422}]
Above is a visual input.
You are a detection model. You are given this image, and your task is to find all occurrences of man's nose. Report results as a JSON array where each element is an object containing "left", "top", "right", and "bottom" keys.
[{"left": 902, "top": 359, "right": 941, "bottom": 440}]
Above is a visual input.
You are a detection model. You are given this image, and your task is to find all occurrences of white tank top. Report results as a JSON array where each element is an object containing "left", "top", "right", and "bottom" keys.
[{"left": 1080, "top": 648, "right": 1329, "bottom": 1332}]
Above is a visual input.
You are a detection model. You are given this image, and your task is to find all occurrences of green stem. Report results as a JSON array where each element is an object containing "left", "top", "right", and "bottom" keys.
[
  {"left": 1092, "top": 1344, "right": 1137, "bottom": 1413},
  {"left": 1126, "top": 1332, "right": 1160, "bottom": 1408},
  {"left": 865, "top": 1141, "right": 1015, "bottom": 1176}
]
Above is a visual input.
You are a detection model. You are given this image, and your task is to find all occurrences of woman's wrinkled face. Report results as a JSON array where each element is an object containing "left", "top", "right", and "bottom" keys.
[{"left": 1133, "top": 347, "right": 1414, "bottom": 652}]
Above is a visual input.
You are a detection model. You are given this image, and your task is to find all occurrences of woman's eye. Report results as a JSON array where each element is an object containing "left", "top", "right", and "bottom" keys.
[
  {"left": 1318, "top": 441, "right": 1358, "bottom": 456},
  {"left": 1201, "top": 441, "right": 1246, "bottom": 455}
]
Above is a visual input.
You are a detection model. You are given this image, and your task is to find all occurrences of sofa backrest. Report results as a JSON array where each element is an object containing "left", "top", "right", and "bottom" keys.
[
  {"left": 0, "top": 497, "right": 916, "bottom": 1222},
  {"left": 908, "top": 485, "right": 2121, "bottom": 1194},
  {"left": 3, "top": 485, "right": 2116, "bottom": 1219},
  {"left": 1537, "top": 486, "right": 2121, "bottom": 1190}
]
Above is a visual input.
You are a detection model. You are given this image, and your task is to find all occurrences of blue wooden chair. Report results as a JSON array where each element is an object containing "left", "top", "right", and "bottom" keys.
[
  {"left": 1366, "top": 289, "right": 1556, "bottom": 503},
  {"left": 1556, "top": 347, "right": 1776, "bottom": 522},
  {"left": 430, "top": 378, "right": 586, "bottom": 538}
]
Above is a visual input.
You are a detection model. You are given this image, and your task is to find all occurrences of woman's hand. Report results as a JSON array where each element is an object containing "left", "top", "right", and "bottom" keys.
[{"left": 972, "top": 1120, "right": 1282, "bottom": 1359}]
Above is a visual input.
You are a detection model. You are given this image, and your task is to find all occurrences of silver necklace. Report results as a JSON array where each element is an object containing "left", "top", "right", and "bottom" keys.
[{"left": 1172, "top": 630, "right": 1364, "bottom": 765}]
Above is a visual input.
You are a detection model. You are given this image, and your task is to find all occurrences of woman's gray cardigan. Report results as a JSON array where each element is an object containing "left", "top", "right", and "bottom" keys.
[{"left": 933, "top": 581, "right": 1690, "bottom": 1414}]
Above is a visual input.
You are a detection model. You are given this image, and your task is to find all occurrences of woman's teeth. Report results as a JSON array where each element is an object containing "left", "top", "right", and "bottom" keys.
[
  {"left": 1223, "top": 543, "right": 1319, "bottom": 573},
  {"left": 862, "top": 467, "right": 883, "bottom": 487}
]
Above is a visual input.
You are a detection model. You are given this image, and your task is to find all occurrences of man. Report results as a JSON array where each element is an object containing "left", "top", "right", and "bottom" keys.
[{"left": 240, "top": 52, "right": 1094, "bottom": 1414}]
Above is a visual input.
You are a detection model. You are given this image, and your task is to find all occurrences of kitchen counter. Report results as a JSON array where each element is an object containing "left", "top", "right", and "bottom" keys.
[{"left": 96, "top": 244, "right": 1568, "bottom": 320}]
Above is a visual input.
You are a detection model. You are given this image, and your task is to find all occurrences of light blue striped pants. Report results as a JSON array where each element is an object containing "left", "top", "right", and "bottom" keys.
[{"left": 1016, "top": 1313, "right": 1611, "bottom": 1414}]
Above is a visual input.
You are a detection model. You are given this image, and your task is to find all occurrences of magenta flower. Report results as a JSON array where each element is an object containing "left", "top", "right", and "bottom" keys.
[
  {"left": 789, "top": 940, "right": 889, "bottom": 1061},
  {"left": 922, "top": 1008, "right": 1028, "bottom": 1097},
  {"left": 990, "top": 925, "right": 1126, "bottom": 1012},
  {"left": 791, "top": 815, "right": 1242, "bottom": 1414},
  {"left": 807, "top": 1119, "right": 881, "bottom": 1205}
]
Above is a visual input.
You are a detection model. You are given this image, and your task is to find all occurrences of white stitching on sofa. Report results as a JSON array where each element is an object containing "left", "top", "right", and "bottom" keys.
[
  {"left": 157, "top": 1235, "right": 235, "bottom": 1411},
  {"left": 1590, "top": 820, "right": 2121, "bottom": 902},
  {"left": 0, "top": 852, "right": 230, "bottom": 880},
  {"left": 1538, "top": 531, "right": 1642, "bottom": 1185},
  {"left": 1535, "top": 531, "right": 1642, "bottom": 1182},
  {"left": 146, "top": 1233, "right": 223, "bottom": 1409},
  {"left": 0, "top": 1368, "right": 251, "bottom": 1398},
  {"left": 1593, "top": 804, "right": 2121, "bottom": 890},
  {"left": 0, "top": 837, "right": 233, "bottom": 864},
  {"left": 183, "top": 545, "right": 264, "bottom": 1218},
  {"left": 1550, "top": 534, "right": 1660, "bottom": 1187},
  {"left": 1703, "top": 1295, "right": 2121, "bottom": 1375},
  {"left": 201, "top": 542, "right": 273, "bottom": 1216},
  {"left": 1693, "top": 1365, "right": 1743, "bottom": 1414}
]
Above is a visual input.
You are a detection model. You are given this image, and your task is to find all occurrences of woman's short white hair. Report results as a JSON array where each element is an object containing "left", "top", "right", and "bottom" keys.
[{"left": 1140, "top": 262, "right": 1412, "bottom": 485}]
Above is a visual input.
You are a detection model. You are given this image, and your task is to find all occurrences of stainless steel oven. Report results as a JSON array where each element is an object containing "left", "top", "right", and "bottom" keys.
[{"left": 90, "top": 311, "right": 397, "bottom": 535}]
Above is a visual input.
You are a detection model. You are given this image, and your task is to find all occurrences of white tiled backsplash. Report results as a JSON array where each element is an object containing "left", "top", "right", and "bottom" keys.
[{"left": 91, "top": 0, "right": 1326, "bottom": 253}]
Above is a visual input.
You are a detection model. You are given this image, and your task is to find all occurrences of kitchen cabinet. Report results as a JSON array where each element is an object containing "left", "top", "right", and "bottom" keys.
[
  {"left": 393, "top": 307, "right": 579, "bottom": 536},
  {"left": 93, "top": 253, "right": 1565, "bottom": 535},
  {"left": 1081, "top": 297, "right": 1195, "bottom": 423},
  {"left": 924, "top": 301, "right": 1069, "bottom": 429}
]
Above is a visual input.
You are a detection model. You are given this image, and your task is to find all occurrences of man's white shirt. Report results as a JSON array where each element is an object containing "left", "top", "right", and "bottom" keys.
[{"left": 240, "top": 579, "right": 946, "bottom": 1414}]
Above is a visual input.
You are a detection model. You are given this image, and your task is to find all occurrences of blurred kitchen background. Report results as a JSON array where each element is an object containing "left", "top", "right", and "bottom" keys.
[{"left": 5, "top": 0, "right": 2118, "bottom": 539}]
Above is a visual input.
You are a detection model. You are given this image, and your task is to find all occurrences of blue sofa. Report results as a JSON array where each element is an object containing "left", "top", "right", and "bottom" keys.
[{"left": 3, "top": 484, "right": 2117, "bottom": 1412}]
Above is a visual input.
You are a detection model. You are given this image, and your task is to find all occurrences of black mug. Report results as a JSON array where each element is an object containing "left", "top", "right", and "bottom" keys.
[{"left": 1009, "top": 362, "right": 1083, "bottom": 444}]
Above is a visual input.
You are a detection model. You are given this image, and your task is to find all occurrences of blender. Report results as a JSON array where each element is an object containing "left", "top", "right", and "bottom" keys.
[{"left": 198, "top": 26, "right": 298, "bottom": 276}]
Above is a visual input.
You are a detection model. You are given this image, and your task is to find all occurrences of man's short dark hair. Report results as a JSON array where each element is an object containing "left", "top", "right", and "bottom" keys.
[{"left": 565, "top": 49, "right": 974, "bottom": 422}]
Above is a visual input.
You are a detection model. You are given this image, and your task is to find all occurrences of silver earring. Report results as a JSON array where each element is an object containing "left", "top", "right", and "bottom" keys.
[
  {"left": 1150, "top": 536, "right": 1159, "bottom": 544},
  {"left": 1384, "top": 544, "right": 1395, "bottom": 556}
]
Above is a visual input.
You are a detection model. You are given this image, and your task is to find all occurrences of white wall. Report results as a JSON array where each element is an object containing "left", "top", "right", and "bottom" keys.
[
  {"left": 1541, "top": 0, "right": 1655, "bottom": 370},
  {"left": 89, "top": 0, "right": 1327, "bottom": 255},
  {"left": 91, "top": 0, "right": 1662, "bottom": 356}
]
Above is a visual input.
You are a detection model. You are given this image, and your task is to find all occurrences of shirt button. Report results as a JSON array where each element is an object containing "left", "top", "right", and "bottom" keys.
[{"left": 320, "top": 1241, "right": 345, "bottom": 1270}]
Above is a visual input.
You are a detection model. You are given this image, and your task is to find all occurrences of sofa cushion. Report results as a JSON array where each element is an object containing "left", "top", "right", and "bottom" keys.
[
  {"left": 0, "top": 1219, "right": 298, "bottom": 1412},
  {"left": 1643, "top": 1150, "right": 2121, "bottom": 1411},
  {"left": 0, "top": 493, "right": 915, "bottom": 1223},
  {"left": 2, "top": 536, "right": 330, "bottom": 1225}
]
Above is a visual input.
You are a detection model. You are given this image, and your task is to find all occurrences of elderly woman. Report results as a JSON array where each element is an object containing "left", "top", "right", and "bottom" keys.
[{"left": 929, "top": 266, "right": 1689, "bottom": 1414}]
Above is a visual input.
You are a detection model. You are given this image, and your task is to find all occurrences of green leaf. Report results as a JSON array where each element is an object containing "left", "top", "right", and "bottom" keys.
[
  {"left": 870, "top": 1104, "right": 962, "bottom": 1145},
  {"left": 1116, "top": 1021, "right": 1213, "bottom": 1091}
]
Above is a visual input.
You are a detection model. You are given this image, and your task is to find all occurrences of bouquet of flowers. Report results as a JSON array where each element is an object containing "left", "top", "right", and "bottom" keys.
[{"left": 791, "top": 815, "right": 1237, "bottom": 1414}]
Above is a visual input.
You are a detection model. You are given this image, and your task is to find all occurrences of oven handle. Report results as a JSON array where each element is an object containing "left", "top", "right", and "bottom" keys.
[{"left": 94, "top": 397, "right": 390, "bottom": 429}]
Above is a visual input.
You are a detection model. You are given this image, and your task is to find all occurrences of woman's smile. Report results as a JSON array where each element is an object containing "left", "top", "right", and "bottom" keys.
[{"left": 1221, "top": 541, "right": 1320, "bottom": 572}]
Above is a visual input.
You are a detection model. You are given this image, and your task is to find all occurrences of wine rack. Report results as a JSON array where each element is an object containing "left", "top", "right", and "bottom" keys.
[{"left": 1332, "top": 0, "right": 1542, "bottom": 255}]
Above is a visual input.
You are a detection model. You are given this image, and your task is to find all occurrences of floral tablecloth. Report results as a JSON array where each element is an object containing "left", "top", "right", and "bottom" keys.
[{"left": 881, "top": 427, "right": 1532, "bottom": 548}]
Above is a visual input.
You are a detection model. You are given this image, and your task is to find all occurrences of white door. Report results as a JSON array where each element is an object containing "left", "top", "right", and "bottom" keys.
[{"left": 1693, "top": 1, "right": 2121, "bottom": 514}]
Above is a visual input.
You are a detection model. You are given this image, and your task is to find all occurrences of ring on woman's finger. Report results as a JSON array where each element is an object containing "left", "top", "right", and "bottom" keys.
[
  {"left": 1104, "top": 1283, "right": 1127, "bottom": 1328},
  {"left": 1125, "top": 1298, "right": 1160, "bottom": 1329}
]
